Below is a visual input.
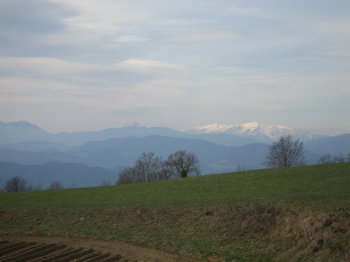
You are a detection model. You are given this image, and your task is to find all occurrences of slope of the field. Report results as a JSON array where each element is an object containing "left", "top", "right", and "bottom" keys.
[{"left": 1, "top": 163, "right": 350, "bottom": 261}]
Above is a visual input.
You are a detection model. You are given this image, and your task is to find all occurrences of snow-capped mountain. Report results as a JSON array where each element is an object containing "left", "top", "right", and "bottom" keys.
[
  {"left": 1, "top": 120, "right": 348, "bottom": 148},
  {"left": 188, "top": 122, "right": 339, "bottom": 142}
]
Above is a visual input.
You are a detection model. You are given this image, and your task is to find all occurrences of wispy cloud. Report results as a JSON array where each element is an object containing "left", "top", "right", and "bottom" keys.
[
  {"left": 50, "top": 0, "right": 150, "bottom": 32},
  {"left": 114, "top": 35, "right": 149, "bottom": 43},
  {"left": 227, "top": 7, "right": 271, "bottom": 18},
  {"left": 0, "top": 57, "right": 105, "bottom": 75},
  {"left": 116, "top": 59, "right": 185, "bottom": 72},
  {"left": 169, "top": 31, "right": 242, "bottom": 43}
]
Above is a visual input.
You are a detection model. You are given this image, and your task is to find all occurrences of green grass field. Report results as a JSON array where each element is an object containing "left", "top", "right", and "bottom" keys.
[{"left": 1, "top": 163, "right": 350, "bottom": 261}]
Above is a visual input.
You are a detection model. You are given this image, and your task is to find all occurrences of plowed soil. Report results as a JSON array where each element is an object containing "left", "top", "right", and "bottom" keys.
[{"left": 0, "top": 234, "right": 205, "bottom": 262}]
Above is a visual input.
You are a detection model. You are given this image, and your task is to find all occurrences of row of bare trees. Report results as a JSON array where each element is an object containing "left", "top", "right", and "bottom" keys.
[
  {"left": 318, "top": 153, "right": 350, "bottom": 164},
  {"left": 117, "top": 150, "right": 200, "bottom": 184},
  {"left": 3, "top": 176, "right": 63, "bottom": 192}
]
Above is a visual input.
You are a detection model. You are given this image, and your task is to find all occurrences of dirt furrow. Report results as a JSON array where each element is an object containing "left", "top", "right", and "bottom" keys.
[
  {"left": 0, "top": 242, "right": 38, "bottom": 261},
  {"left": 36, "top": 247, "right": 77, "bottom": 262},
  {"left": 0, "top": 243, "right": 123, "bottom": 262},
  {"left": 0, "top": 234, "right": 206, "bottom": 261}
]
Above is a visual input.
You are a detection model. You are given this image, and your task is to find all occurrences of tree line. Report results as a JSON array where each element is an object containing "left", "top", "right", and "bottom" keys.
[
  {"left": 2, "top": 177, "right": 64, "bottom": 193},
  {"left": 318, "top": 153, "right": 350, "bottom": 164},
  {"left": 2, "top": 136, "right": 348, "bottom": 191},
  {"left": 117, "top": 150, "right": 200, "bottom": 184}
]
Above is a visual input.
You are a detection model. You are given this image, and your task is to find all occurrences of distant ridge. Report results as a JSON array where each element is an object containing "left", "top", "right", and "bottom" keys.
[
  {"left": 0, "top": 120, "right": 46, "bottom": 131},
  {"left": 0, "top": 121, "right": 52, "bottom": 144},
  {"left": 0, "top": 161, "right": 116, "bottom": 188},
  {"left": 1, "top": 120, "right": 348, "bottom": 147}
]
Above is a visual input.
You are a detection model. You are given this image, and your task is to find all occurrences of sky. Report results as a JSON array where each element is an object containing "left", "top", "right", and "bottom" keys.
[{"left": 0, "top": 0, "right": 349, "bottom": 133}]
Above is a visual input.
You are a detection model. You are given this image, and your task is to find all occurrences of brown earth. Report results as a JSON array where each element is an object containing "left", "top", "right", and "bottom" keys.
[
  {"left": 0, "top": 234, "right": 208, "bottom": 262},
  {"left": 1, "top": 205, "right": 350, "bottom": 261}
]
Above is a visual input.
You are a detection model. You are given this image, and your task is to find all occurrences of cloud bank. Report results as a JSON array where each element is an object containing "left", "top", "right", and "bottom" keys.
[{"left": 0, "top": 0, "right": 349, "bottom": 132}]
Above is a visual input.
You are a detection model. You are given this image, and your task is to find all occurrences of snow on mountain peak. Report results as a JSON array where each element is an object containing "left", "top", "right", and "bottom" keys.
[
  {"left": 188, "top": 122, "right": 296, "bottom": 141},
  {"left": 189, "top": 121, "right": 350, "bottom": 142},
  {"left": 239, "top": 122, "right": 261, "bottom": 131},
  {"left": 190, "top": 124, "right": 235, "bottom": 134}
]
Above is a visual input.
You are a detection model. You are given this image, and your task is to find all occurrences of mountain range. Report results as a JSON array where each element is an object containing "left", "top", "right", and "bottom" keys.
[
  {"left": 1, "top": 120, "right": 347, "bottom": 147},
  {"left": 0, "top": 121, "right": 349, "bottom": 189},
  {"left": 188, "top": 122, "right": 346, "bottom": 141}
]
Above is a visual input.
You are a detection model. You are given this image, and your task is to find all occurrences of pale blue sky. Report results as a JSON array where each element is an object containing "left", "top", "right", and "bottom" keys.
[{"left": 0, "top": 0, "right": 349, "bottom": 132}]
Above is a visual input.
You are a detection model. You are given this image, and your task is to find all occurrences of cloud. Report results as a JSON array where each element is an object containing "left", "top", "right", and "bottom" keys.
[
  {"left": 116, "top": 59, "right": 185, "bottom": 72},
  {"left": 0, "top": 0, "right": 71, "bottom": 34},
  {"left": 0, "top": 57, "right": 105, "bottom": 76},
  {"left": 227, "top": 7, "right": 271, "bottom": 18},
  {"left": 157, "top": 19, "right": 208, "bottom": 26},
  {"left": 0, "top": 0, "right": 73, "bottom": 57},
  {"left": 0, "top": 0, "right": 349, "bottom": 132},
  {"left": 0, "top": 56, "right": 153, "bottom": 89},
  {"left": 0, "top": 77, "right": 72, "bottom": 94},
  {"left": 50, "top": 0, "right": 151, "bottom": 32},
  {"left": 169, "top": 31, "right": 242, "bottom": 43},
  {"left": 114, "top": 35, "right": 149, "bottom": 43}
]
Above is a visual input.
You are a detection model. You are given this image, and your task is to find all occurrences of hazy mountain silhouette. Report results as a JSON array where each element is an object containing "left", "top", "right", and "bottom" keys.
[
  {"left": 1, "top": 120, "right": 328, "bottom": 147},
  {"left": 0, "top": 121, "right": 349, "bottom": 189},
  {"left": 0, "top": 161, "right": 116, "bottom": 188},
  {"left": 304, "top": 134, "right": 350, "bottom": 155}
]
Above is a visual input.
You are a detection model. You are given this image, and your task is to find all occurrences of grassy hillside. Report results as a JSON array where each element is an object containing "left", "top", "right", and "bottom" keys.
[{"left": 1, "top": 163, "right": 350, "bottom": 261}]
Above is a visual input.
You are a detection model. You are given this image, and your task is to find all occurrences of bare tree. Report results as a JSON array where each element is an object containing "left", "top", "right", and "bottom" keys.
[
  {"left": 136, "top": 152, "right": 164, "bottom": 182},
  {"left": 165, "top": 150, "right": 200, "bottom": 178},
  {"left": 266, "top": 135, "right": 305, "bottom": 168},
  {"left": 4, "top": 176, "right": 28, "bottom": 192},
  {"left": 318, "top": 154, "right": 333, "bottom": 164},
  {"left": 117, "top": 151, "right": 201, "bottom": 184},
  {"left": 319, "top": 153, "right": 350, "bottom": 164},
  {"left": 117, "top": 166, "right": 147, "bottom": 184},
  {"left": 117, "top": 152, "right": 164, "bottom": 184},
  {"left": 48, "top": 181, "right": 63, "bottom": 190},
  {"left": 117, "top": 167, "right": 135, "bottom": 184},
  {"left": 333, "top": 153, "right": 346, "bottom": 163}
]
